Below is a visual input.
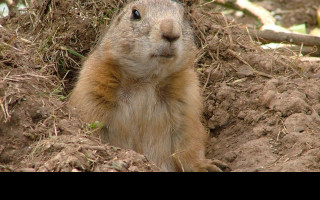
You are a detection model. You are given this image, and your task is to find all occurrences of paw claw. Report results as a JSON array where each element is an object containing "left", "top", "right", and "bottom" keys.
[
  {"left": 193, "top": 159, "right": 231, "bottom": 172},
  {"left": 212, "top": 159, "right": 231, "bottom": 172}
]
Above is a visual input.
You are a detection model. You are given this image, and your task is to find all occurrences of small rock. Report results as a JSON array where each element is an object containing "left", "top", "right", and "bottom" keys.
[
  {"left": 128, "top": 166, "right": 139, "bottom": 172},
  {"left": 71, "top": 168, "right": 81, "bottom": 172},
  {"left": 224, "top": 151, "right": 237, "bottom": 163},
  {"left": 261, "top": 90, "right": 277, "bottom": 107},
  {"left": 284, "top": 113, "right": 311, "bottom": 133},
  {"left": 208, "top": 109, "right": 230, "bottom": 129},
  {"left": 236, "top": 65, "right": 254, "bottom": 78}
]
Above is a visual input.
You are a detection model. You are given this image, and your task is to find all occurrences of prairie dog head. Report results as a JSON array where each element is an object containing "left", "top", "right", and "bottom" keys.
[{"left": 100, "top": 0, "right": 197, "bottom": 79}]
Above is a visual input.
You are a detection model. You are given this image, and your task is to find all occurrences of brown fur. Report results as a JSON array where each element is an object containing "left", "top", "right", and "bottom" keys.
[{"left": 69, "top": 0, "right": 224, "bottom": 172}]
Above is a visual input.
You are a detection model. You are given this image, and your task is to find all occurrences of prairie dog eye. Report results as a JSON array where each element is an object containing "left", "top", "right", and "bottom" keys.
[{"left": 132, "top": 9, "right": 141, "bottom": 20}]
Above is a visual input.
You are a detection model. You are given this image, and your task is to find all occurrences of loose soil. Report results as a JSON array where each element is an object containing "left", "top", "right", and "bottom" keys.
[{"left": 1, "top": 0, "right": 320, "bottom": 172}]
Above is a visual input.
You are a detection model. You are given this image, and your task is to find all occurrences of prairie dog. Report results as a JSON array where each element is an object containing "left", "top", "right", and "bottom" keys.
[{"left": 70, "top": 0, "right": 225, "bottom": 172}]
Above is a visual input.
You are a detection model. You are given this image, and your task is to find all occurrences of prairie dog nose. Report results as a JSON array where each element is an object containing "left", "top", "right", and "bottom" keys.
[{"left": 160, "top": 19, "right": 181, "bottom": 43}]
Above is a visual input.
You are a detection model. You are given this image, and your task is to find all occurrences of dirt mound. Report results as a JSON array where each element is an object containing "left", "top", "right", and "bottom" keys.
[
  {"left": 19, "top": 135, "right": 159, "bottom": 172},
  {"left": 1, "top": 0, "right": 320, "bottom": 172}
]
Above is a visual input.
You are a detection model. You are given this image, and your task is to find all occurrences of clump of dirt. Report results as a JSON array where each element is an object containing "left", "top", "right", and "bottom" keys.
[
  {"left": 20, "top": 135, "right": 159, "bottom": 172},
  {"left": 1, "top": 0, "right": 320, "bottom": 172}
]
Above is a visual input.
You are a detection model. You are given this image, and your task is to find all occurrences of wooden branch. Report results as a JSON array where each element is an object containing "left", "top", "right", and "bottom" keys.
[
  {"left": 213, "top": 0, "right": 320, "bottom": 48},
  {"left": 213, "top": 0, "right": 276, "bottom": 25},
  {"left": 248, "top": 29, "right": 320, "bottom": 47},
  {"left": 210, "top": 0, "right": 320, "bottom": 57},
  {"left": 299, "top": 57, "right": 320, "bottom": 63}
]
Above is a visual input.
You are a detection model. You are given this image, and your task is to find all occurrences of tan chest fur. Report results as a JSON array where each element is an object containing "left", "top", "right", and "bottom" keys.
[{"left": 108, "top": 83, "right": 179, "bottom": 170}]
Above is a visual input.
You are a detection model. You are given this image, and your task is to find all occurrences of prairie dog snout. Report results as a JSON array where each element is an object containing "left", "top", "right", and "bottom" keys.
[{"left": 161, "top": 19, "right": 181, "bottom": 43}]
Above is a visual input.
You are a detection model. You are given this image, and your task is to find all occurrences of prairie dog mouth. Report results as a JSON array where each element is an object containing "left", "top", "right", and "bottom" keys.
[
  {"left": 151, "top": 46, "right": 176, "bottom": 59},
  {"left": 151, "top": 53, "right": 175, "bottom": 58}
]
